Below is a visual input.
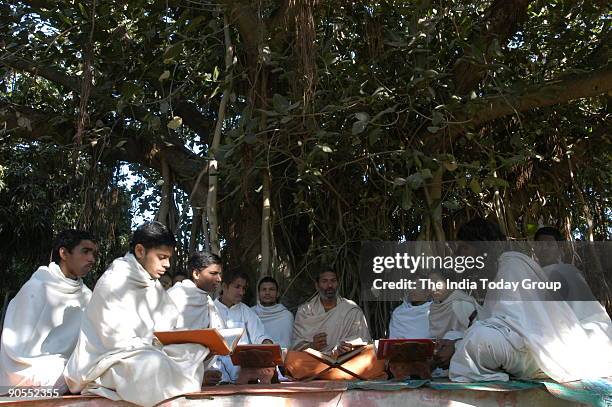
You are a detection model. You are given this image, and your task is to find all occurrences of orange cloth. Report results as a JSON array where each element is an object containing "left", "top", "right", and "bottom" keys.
[{"left": 284, "top": 345, "right": 386, "bottom": 381}]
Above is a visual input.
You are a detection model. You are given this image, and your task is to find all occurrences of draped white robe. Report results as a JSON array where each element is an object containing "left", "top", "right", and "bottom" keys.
[
  {"left": 429, "top": 290, "right": 480, "bottom": 340},
  {"left": 450, "top": 251, "right": 612, "bottom": 383},
  {"left": 214, "top": 300, "right": 270, "bottom": 382},
  {"left": 388, "top": 301, "right": 432, "bottom": 339},
  {"left": 64, "top": 254, "right": 209, "bottom": 406},
  {"left": 167, "top": 279, "right": 224, "bottom": 330},
  {"left": 251, "top": 303, "right": 294, "bottom": 349},
  {"left": 292, "top": 295, "right": 371, "bottom": 353},
  {"left": 0, "top": 263, "right": 91, "bottom": 391}
]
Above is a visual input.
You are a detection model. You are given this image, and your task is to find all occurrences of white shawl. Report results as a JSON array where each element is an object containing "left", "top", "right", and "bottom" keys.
[
  {"left": 477, "top": 252, "right": 612, "bottom": 382},
  {"left": 388, "top": 301, "right": 432, "bottom": 339},
  {"left": 251, "top": 303, "right": 294, "bottom": 349},
  {"left": 167, "top": 279, "right": 224, "bottom": 330},
  {"left": 292, "top": 295, "right": 371, "bottom": 352},
  {"left": 64, "top": 253, "right": 209, "bottom": 406},
  {"left": 0, "top": 263, "right": 91, "bottom": 389},
  {"left": 429, "top": 290, "right": 480, "bottom": 339}
]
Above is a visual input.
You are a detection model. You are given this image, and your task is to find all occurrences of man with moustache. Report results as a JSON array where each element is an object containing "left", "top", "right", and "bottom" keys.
[
  {"left": 286, "top": 270, "right": 384, "bottom": 380},
  {"left": 251, "top": 277, "right": 294, "bottom": 349},
  {"left": 0, "top": 230, "right": 96, "bottom": 393},
  {"left": 291, "top": 270, "right": 371, "bottom": 354}
]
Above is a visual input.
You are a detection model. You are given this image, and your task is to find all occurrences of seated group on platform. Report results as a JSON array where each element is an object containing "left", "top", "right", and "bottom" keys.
[{"left": 1, "top": 219, "right": 611, "bottom": 406}]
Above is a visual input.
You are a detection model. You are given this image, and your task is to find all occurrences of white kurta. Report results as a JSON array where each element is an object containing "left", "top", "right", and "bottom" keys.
[
  {"left": 450, "top": 251, "right": 612, "bottom": 383},
  {"left": 388, "top": 301, "right": 432, "bottom": 339},
  {"left": 167, "top": 279, "right": 224, "bottom": 330},
  {"left": 0, "top": 263, "right": 91, "bottom": 391},
  {"left": 251, "top": 303, "right": 294, "bottom": 349},
  {"left": 64, "top": 254, "right": 209, "bottom": 407},
  {"left": 214, "top": 300, "right": 270, "bottom": 382},
  {"left": 429, "top": 290, "right": 480, "bottom": 340}
]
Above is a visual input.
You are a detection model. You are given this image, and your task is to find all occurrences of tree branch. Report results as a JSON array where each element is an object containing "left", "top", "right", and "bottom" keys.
[
  {"left": 0, "top": 102, "right": 209, "bottom": 204},
  {"left": 458, "top": 65, "right": 612, "bottom": 128},
  {"left": 453, "top": 0, "right": 531, "bottom": 95}
]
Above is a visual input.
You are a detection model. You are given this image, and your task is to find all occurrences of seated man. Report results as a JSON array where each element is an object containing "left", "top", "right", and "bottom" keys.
[
  {"left": 429, "top": 271, "right": 480, "bottom": 340},
  {"left": 389, "top": 288, "right": 432, "bottom": 340},
  {"left": 0, "top": 230, "right": 96, "bottom": 392},
  {"left": 214, "top": 271, "right": 273, "bottom": 383},
  {"left": 287, "top": 270, "right": 384, "bottom": 380},
  {"left": 439, "top": 218, "right": 612, "bottom": 383},
  {"left": 64, "top": 222, "right": 210, "bottom": 406},
  {"left": 534, "top": 226, "right": 612, "bottom": 341},
  {"left": 251, "top": 276, "right": 294, "bottom": 349},
  {"left": 167, "top": 251, "right": 225, "bottom": 385}
]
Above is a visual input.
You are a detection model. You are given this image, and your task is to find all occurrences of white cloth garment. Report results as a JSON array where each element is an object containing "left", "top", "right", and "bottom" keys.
[
  {"left": 214, "top": 299, "right": 270, "bottom": 382},
  {"left": 292, "top": 295, "right": 372, "bottom": 352},
  {"left": 251, "top": 303, "right": 294, "bottom": 349},
  {"left": 388, "top": 301, "right": 432, "bottom": 339},
  {"left": 64, "top": 253, "right": 209, "bottom": 407},
  {"left": 167, "top": 279, "right": 225, "bottom": 330},
  {"left": 450, "top": 251, "right": 612, "bottom": 383},
  {"left": 0, "top": 263, "right": 91, "bottom": 391},
  {"left": 429, "top": 290, "right": 480, "bottom": 340}
]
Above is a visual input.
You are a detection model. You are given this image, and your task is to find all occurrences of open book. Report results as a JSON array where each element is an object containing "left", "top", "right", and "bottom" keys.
[
  {"left": 375, "top": 338, "right": 435, "bottom": 360},
  {"left": 304, "top": 344, "right": 366, "bottom": 365},
  {"left": 230, "top": 344, "right": 284, "bottom": 367},
  {"left": 154, "top": 328, "right": 244, "bottom": 356}
]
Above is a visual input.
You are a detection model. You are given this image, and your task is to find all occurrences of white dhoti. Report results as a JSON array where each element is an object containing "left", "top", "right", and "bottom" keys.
[{"left": 450, "top": 321, "right": 542, "bottom": 382}]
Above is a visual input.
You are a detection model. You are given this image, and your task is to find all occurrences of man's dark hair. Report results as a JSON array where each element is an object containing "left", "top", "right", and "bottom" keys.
[
  {"left": 222, "top": 270, "right": 249, "bottom": 286},
  {"left": 188, "top": 251, "right": 222, "bottom": 276},
  {"left": 315, "top": 269, "right": 337, "bottom": 283},
  {"left": 129, "top": 221, "right": 176, "bottom": 254},
  {"left": 457, "top": 217, "right": 506, "bottom": 241},
  {"left": 534, "top": 226, "right": 564, "bottom": 242},
  {"left": 51, "top": 230, "right": 95, "bottom": 264},
  {"left": 257, "top": 276, "right": 279, "bottom": 292}
]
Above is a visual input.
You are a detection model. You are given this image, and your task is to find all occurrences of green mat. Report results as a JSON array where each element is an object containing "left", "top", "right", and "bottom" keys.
[{"left": 347, "top": 377, "right": 612, "bottom": 407}]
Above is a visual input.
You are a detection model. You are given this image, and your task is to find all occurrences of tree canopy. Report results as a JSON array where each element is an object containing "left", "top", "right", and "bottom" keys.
[{"left": 1, "top": 0, "right": 610, "bottom": 334}]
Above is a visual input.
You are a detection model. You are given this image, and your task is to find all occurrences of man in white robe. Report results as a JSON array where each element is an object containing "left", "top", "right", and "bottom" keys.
[
  {"left": 64, "top": 222, "right": 209, "bottom": 406},
  {"left": 0, "top": 230, "right": 96, "bottom": 393},
  {"left": 429, "top": 272, "right": 480, "bottom": 340},
  {"left": 167, "top": 251, "right": 225, "bottom": 385},
  {"left": 445, "top": 218, "right": 612, "bottom": 382},
  {"left": 251, "top": 277, "right": 294, "bottom": 349},
  {"left": 389, "top": 300, "right": 432, "bottom": 339},
  {"left": 214, "top": 271, "right": 272, "bottom": 383},
  {"left": 291, "top": 270, "right": 372, "bottom": 353}
]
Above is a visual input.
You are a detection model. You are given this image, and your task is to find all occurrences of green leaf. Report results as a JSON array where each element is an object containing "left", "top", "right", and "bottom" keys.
[
  {"left": 427, "top": 126, "right": 439, "bottom": 133},
  {"left": 213, "top": 66, "right": 220, "bottom": 81},
  {"left": 355, "top": 112, "right": 369, "bottom": 122},
  {"left": 352, "top": 120, "right": 367, "bottom": 135},
  {"left": 167, "top": 116, "right": 182, "bottom": 130},
  {"left": 393, "top": 177, "right": 407, "bottom": 186},
  {"left": 469, "top": 179, "right": 481, "bottom": 194},
  {"left": 318, "top": 145, "right": 333, "bottom": 153},
  {"left": 163, "top": 43, "right": 183, "bottom": 61},
  {"left": 158, "top": 70, "right": 170, "bottom": 81},
  {"left": 272, "top": 94, "right": 290, "bottom": 113},
  {"left": 406, "top": 173, "right": 424, "bottom": 189}
]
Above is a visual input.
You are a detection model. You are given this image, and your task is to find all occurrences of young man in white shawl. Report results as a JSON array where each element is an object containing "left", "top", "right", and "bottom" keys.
[
  {"left": 167, "top": 251, "right": 225, "bottom": 386},
  {"left": 0, "top": 230, "right": 96, "bottom": 394},
  {"left": 287, "top": 270, "right": 385, "bottom": 380},
  {"left": 251, "top": 276, "right": 294, "bottom": 349},
  {"left": 436, "top": 218, "right": 612, "bottom": 383},
  {"left": 64, "top": 222, "right": 211, "bottom": 407},
  {"left": 214, "top": 271, "right": 274, "bottom": 384}
]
